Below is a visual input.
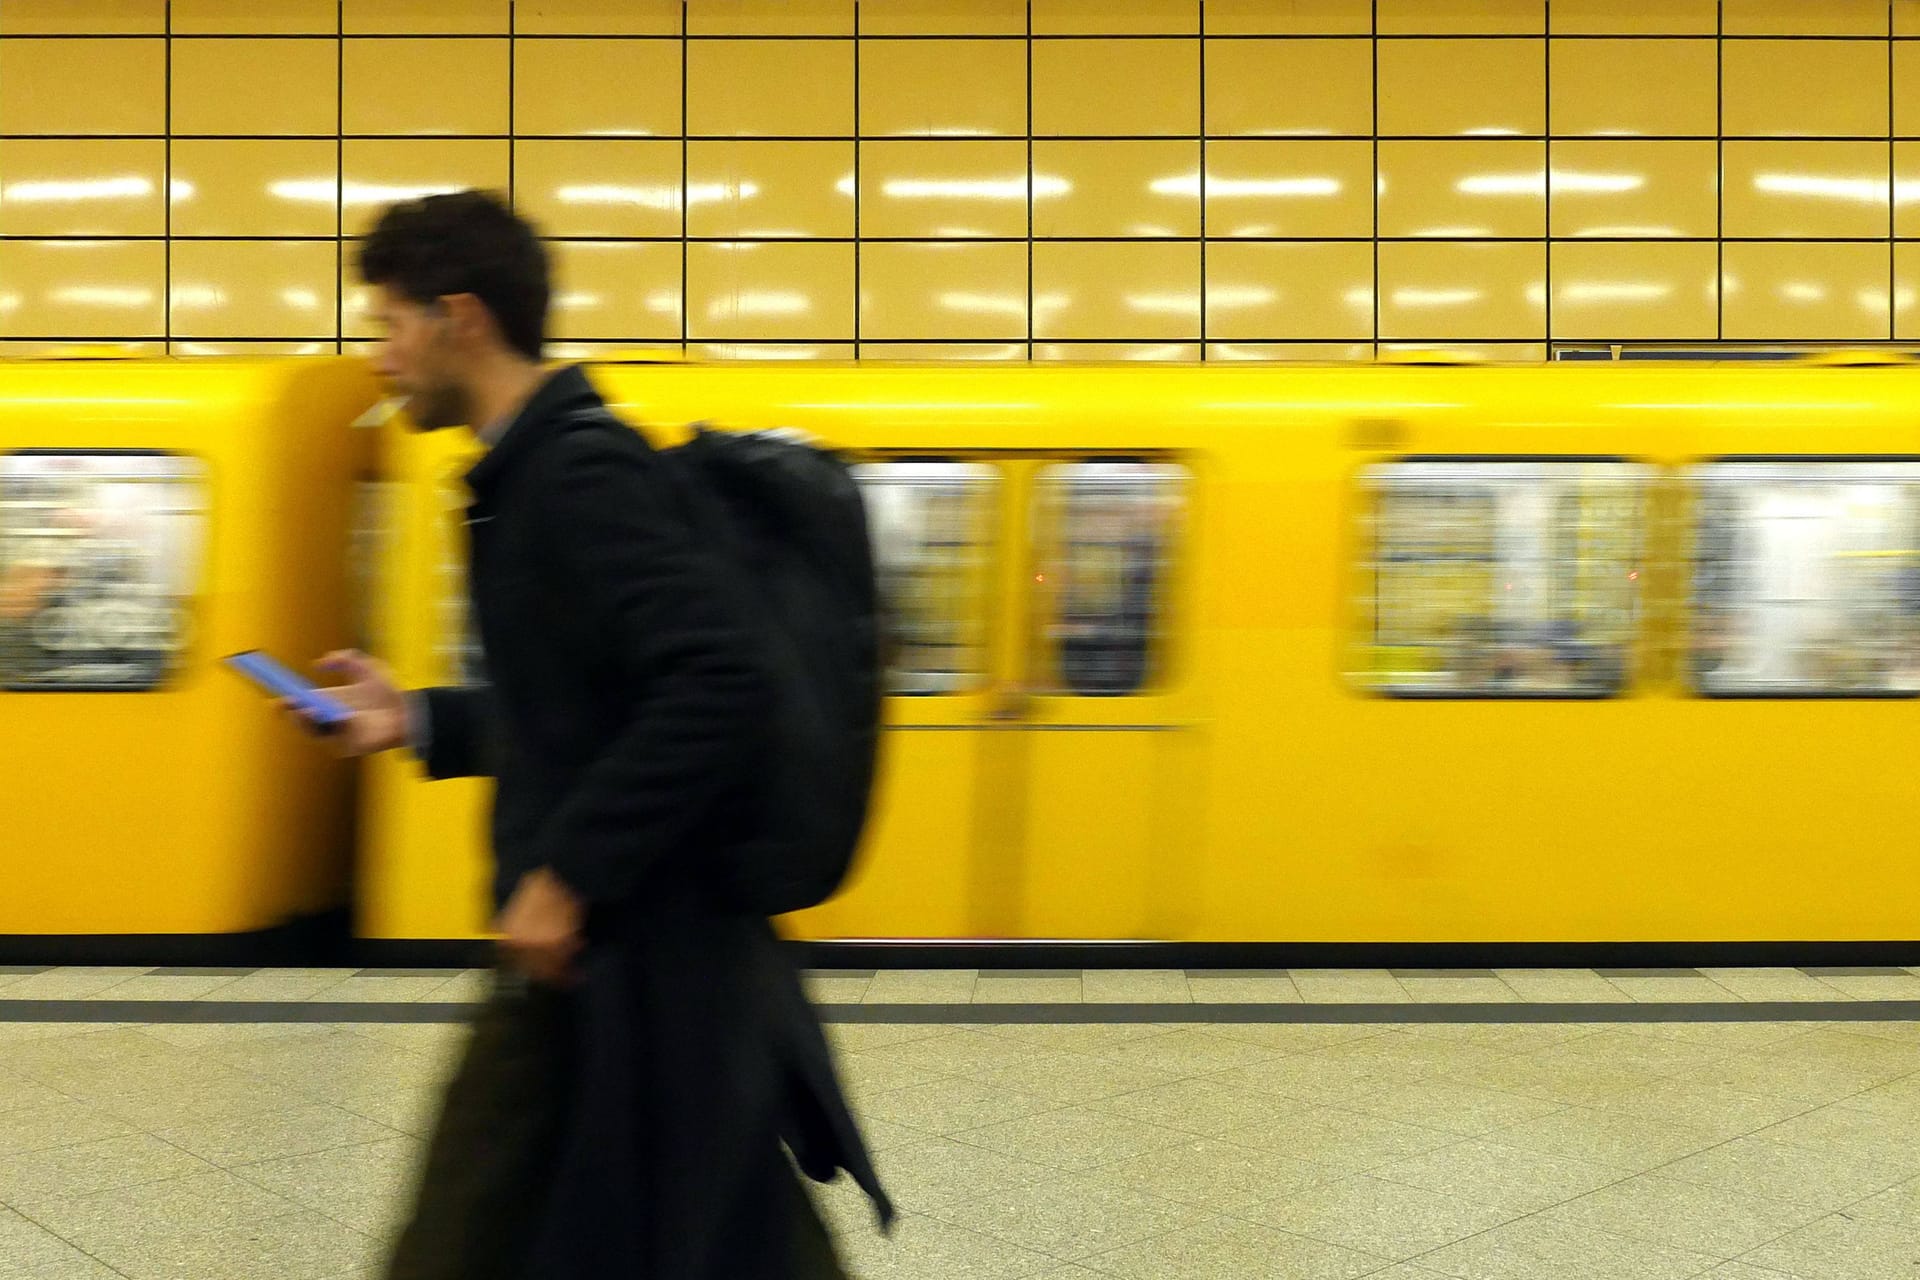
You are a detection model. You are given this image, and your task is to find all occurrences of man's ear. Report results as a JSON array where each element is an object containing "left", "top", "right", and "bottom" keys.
[{"left": 439, "top": 292, "right": 494, "bottom": 347}]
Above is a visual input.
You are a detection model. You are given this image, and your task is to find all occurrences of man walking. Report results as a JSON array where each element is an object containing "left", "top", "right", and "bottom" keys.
[{"left": 315, "top": 189, "right": 886, "bottom": 1278}]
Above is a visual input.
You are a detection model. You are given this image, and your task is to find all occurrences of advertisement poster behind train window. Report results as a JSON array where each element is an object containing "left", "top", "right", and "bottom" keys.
[
  {"left": 0, "top": 451, "right": 206, "bottom": 691},
  {"left": 1358, "top": 460, "right": 1649, "bottom": 697}
]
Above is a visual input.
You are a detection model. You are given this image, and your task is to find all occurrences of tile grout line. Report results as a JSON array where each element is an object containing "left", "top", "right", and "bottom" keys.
[
  {"left": 11, "top": 31, "right": 1920, "bottom": 41},
  {"left": 1196, "top": 0, "right": 1206, "bottom": 361},
  {"left": 1026, "top": 0, "right": 1034, "bottom": 361},
  {"left": 1371, "top": 0, "right": 1380, "bottom": 355},
  {"left": 851, "top": 12, "right": 861, "bottom": 357},
  {"left": 1717, "top": 0, "right": 1725, "bottom": 341},
  {"left": 3, "top": 1191, "right": 146, "bottom": 1279},
  {"left": 1542, "top": 2, "right": 1552, "bottom": 347},
  {"left": 681, "top": 2, "right": 690, "bottom": 353},
  {"left": 162, "top": 0, "right": 172, "bottom": 351},
  {"left": 335, "top": 0, "right": 344, "bottom": 353}
]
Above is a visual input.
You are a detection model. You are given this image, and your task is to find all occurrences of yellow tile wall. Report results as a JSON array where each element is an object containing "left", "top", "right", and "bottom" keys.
[{"left": 1, "top": 1, "right": 1918, "bottom": 357}]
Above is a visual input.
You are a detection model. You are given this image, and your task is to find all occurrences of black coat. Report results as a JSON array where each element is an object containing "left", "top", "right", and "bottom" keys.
[{"left": 418, "top": 365, "right": 891, "bottom": 1277}]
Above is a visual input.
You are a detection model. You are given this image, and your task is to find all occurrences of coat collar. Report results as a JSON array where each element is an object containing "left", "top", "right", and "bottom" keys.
[{"left": 463, "top": 363, "right": 606, "bottom": 501}]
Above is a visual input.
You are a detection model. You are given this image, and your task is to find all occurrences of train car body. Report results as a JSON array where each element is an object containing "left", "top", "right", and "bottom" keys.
[
  {"left": 358, "top": 358, "right": 1919, "bottom": 949},
  {"left": 0, "top": 357, "right": 380, "bottom": 939}
]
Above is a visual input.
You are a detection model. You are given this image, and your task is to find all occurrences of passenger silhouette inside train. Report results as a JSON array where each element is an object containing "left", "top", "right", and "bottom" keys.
[{"left": 1053, "top": 497, "right": 1160, "bottom": 696}]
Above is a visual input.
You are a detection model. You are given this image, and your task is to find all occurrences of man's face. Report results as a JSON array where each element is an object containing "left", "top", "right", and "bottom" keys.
[{"left": 370, "top": 286, "right": 470, "bottom": 432}]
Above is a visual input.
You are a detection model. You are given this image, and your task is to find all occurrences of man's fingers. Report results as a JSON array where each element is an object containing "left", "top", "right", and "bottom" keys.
[{"left": 316, "top": 649, "right": 372, "bottom": 680}]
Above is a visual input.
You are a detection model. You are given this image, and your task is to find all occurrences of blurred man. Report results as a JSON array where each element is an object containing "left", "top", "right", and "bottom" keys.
[{"left": 316, "top": 190, "right": 886, "bottom": 1279}]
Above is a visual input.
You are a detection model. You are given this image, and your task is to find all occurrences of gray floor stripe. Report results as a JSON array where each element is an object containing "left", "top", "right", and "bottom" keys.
[
  {"left": 829, "top": 1001, "right": 1920, "bottom": 1024},
  {"left": 3, "top": 999, "right": 1918, "bottom": 1025},
  {"left": 0, "top": 1001, "right": 480, "bottom": 1023}
]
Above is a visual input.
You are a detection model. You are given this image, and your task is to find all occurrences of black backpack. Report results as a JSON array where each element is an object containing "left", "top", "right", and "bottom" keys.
[{"left": 664, "top": 425, "right": 883, "bottom": 917}]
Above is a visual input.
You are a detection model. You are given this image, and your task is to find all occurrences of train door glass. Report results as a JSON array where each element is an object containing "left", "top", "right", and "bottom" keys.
[
  {"left": 0, "top": 451, "right": 207, "bottom": 691},
  {"left": 856, "top": 461, "right": 999, "bottom": 696},
  {"left": 347, "top": 479, "right": 396, "bottom": 654},
  {"left": 432, "top": 472, "right": 484, "bottom": 686},
  {"left": 1014, "top": 460, "right": 1194, "bottom": 939},
  {"left": 1689, "top": 461, "right": 1920, "bottom": 696},
  {"left": 1029, "top": 462, "right": 1186, "bottom": 697},
  {"left": 1356, "top": 460, "right": 1651, "bottom": 697}
]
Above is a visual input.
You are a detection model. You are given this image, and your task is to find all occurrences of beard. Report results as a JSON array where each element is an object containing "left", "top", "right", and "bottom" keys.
[{"left": 403, "top": 381, "right": 472, "bottom": 432}]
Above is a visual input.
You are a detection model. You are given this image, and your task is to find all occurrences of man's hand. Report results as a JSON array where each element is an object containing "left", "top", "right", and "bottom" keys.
[
  {"left": 307, "top": 649, "right": 411, "bottom": 757},
  {"left": 495, "top": 867, "right": 585, "bottom": 987}
]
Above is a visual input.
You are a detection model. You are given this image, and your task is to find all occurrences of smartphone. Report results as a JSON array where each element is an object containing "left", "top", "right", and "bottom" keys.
[{"left": 223, "top": 650, "right": 352, "bottom": 732}]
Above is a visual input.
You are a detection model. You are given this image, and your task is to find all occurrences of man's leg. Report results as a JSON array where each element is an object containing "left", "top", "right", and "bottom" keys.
[{"left": 384, "top": 969, "right": 572, "bottom": 1280}]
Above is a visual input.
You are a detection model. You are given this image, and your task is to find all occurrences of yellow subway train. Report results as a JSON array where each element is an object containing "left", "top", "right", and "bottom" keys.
[
  {"left": 361, "top": 355, "right": 1920, "bottom": 952},
  {"left": 4, "top": 353, "right": 1918, "bottom": 956}
]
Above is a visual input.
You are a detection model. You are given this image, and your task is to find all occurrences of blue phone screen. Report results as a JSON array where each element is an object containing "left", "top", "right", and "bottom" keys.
[{"left": 223, "top": 651, "right": 352, "bottom": 726}]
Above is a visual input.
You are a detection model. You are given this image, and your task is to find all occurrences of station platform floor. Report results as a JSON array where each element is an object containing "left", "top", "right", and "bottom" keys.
[{"left": 1, "top": 964, "right": 1918, "bottom": 1279}]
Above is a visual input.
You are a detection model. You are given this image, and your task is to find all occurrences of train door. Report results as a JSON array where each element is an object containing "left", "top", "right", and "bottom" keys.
[
  {"left": 794, "top": 458, "right": 1003, "bottom": 939},
  {"left": 792, "top": 453, "right": 1197, "bottom": 942},
  {"left": 1002, "top": 459, "right": 1197, "bottom": 939}
]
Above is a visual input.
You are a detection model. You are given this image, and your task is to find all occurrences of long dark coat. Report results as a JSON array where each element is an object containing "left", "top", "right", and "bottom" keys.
[{"left": 418, "top": 364, "right": 891, "bottom": 1277}]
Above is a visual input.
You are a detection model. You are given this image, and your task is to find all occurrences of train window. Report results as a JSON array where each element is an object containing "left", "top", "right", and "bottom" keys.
[
  {"left": 346, "top": 479, "right": 395, "bottom": 654},
  {"left": 854, "top": 461, "right": 998, "bottom": 695},
  {"left": 0, "top": 451, "right": 207, "bottom": 691},
  {"left": 1030, "top": 461, "right": 1188, "bottom": 697},
  {"left": 1358, "top": 460, "right": 1650, "bottom": 697},
  {"left": 1690, "top": 461, "right": 1920, "bottom": 697},
  {"left": 433, "top": 476, "right": 485, "bottom": 686}
]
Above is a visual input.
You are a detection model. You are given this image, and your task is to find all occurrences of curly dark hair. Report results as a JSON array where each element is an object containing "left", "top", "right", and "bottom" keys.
[{"left": 357, "top": 190, "right": 550, "bottom": 361}]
